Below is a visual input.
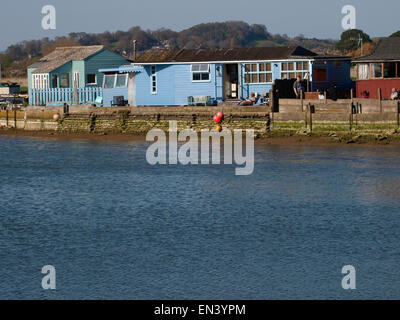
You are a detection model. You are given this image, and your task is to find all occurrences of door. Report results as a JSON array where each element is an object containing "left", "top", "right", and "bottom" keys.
[
  {"left": 224, "top": 64, "right": 239, "bottom": 100},
  {"left": 128, "top": 73, "right": 136, "bottom": 106}
]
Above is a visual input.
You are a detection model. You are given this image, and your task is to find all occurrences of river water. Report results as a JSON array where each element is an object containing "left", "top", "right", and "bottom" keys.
[{"left": 0, "top": 135, "right": 399, "bottom": 299}]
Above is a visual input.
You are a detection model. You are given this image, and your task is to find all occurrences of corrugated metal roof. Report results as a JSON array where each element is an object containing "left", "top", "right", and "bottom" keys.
[
  {"left": 133, "top": 46, "right": 318, "bottom": 64},
  {"left": 354, "top": 38, "right": 400, "bottom": 62},
  {"left": 32, "top": 45, "right": 104, "bottom": 74},
  {"left": 99, "top": 65, "right": 145, "bottom": 73},
  {"left": 118, "top": 65, "right": 145, "bottom": 73},
  {"left": 98, "top": 67, "right": 120, "bottom": 73}
]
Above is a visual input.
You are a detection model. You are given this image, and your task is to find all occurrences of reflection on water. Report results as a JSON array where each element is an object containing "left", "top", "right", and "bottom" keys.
[{"left": 0, "top": 136, "right": 399, "bottom": 299}]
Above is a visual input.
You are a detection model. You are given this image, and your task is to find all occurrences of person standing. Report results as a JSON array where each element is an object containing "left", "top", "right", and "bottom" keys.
[
  {"left": 293, "top": 75, "right": 303, "bottom": 99},
  {"left": 390, "top": 88, "right": 398, "bottom": 100},
  {"left": 327, "top": 83, "right": 338, "bottom": 101}
]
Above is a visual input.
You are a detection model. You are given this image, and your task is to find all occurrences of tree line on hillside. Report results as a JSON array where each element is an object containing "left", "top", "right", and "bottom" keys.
[
  {"left": 2, "top": 20, "right": 400, "bottom": 78},
  {"left": 0, "top": 21, "right": 339, "bottom": 77}
]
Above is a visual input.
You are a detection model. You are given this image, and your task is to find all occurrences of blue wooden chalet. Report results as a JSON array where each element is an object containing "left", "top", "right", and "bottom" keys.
[
  {"left": 99, "top": 47, "right": 354, "bottom": 106},
  {"left": 28, "top": 45, "right": 129, "bottom": 105}
]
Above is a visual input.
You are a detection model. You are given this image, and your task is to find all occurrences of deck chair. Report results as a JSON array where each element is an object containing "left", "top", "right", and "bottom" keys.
[{"left": 93, "top": 96, "right": 103, "bottom": 107}]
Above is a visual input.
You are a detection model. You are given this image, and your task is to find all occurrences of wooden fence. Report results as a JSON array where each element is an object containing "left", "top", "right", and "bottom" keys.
[{"left": 29, "top": 87, "right": 102, "bottom": 106}]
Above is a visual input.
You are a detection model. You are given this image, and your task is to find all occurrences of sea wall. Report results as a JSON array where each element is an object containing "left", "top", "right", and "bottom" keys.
[{"left": 1, "top": 99, "right": 399, "bottom": 137}]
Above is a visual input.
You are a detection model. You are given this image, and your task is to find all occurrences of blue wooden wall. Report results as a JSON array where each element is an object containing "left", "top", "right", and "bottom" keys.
[
  {"left": 85, "top": 50, "right": 128, "bottom": 88},
  {"left": 102, "top": 87, "right": 128, "bottom": 107},
  {"left": 239, "top": 62, "right": 281, "bottom": 99},
  {"left": 101, "top": 59, "right": 354, "bottom": 106},
  {"left": 135, "top": 64, "right": 218, "bottom": 106},
  {"left": 136, "top": 65, "right": 175, "bottom": 106},
  {"left": 311, "top": 60, "right": 355, "bottom": 92}
]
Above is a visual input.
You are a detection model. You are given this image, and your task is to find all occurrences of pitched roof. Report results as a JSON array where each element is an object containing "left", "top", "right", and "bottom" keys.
[
  {"left": 28, "top": 61, "right": 45, "bottom": 69},
  {"left": 355, "top": 38, "right": 400, "bottom": 62},
  {"left": 134, "top": 46, "right": 318, "bottom": 64},
  {"left": 31, "top": 45, "right": 104, "bottom": 73}
]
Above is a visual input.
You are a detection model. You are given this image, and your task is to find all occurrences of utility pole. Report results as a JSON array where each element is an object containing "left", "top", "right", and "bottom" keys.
[
  {"left": 349, "top": 33, "right": 363, "bottom": 57},
  {"left": 132, "top": 40, "right": 137, "bottom": 61}
]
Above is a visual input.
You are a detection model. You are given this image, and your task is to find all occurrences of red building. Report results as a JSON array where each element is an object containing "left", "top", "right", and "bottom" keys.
[{"left": 354, "top": 38, "right": 400, "bottom": 99}]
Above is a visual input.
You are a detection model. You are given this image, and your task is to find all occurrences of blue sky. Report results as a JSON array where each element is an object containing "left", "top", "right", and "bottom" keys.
[{"left": 0, "top": 0, "right": 399, "bottom": 50}]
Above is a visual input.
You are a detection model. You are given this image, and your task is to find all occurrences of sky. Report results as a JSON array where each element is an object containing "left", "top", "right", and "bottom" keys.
[{"left": 0, "top": 0, "right": 399, "bottom": 51}]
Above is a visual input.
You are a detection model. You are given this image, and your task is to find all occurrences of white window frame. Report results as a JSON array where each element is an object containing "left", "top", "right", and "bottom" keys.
[
  {"left": 151, "top": 66, "right": 157, "bottom": 94},
  {"left": 371, "top": 63, "right": 383, "bottom": 79},
  {"left": 103, "top": 74, "right": 116, "bottom": 89},
  {"left": 102, "top": 73, "right": 129, "bottom": 89},
  {"left": 86, "top": 73, "right": 97, "bottom": 85},
  {"left": 357, "top": 63, "right": 369, "bottom": 80},
  {"left": 115, "top": 73, "right": 128, "bottom": 88},
  {"left": 244, "top": 63, "right": 273, "bottom": 84},
  {"left": 281, "top": 61, "right": 310, "bottom": 80},
  {"left": 32, "top": 74, "right": 49, "bottom": 89},
  {"left": 191, "top": 64, "right": 211, "bottom": 82}
]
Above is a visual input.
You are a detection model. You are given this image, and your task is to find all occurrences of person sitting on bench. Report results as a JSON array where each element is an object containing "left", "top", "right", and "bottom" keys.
[{"left": 238, "top": 92, "right": 258, "bottom": 106}]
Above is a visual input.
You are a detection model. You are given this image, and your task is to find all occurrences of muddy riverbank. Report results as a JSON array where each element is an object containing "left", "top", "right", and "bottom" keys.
[{"left": 2, "top": 127, "right": 400, "bottom": 146}]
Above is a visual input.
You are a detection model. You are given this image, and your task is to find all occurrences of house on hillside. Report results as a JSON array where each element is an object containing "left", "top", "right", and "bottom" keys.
[
  {"left": 354, "top": 37, "right": 400, "bottom": 99},
  {"left": 99, "top": 46, "right": 353, "bottom": 107},
  {"left": 27, "top": 45, "right": 129, "bottom": 105}
]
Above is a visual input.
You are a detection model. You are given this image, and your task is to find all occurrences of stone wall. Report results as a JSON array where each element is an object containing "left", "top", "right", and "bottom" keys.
[{"left": 1, "top": 99, "right": 399, "bottom": 136}]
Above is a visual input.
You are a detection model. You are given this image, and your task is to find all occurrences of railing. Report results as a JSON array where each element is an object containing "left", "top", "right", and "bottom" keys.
[{"left": 29, "top": 87, "right": 102, "bottom": 106}]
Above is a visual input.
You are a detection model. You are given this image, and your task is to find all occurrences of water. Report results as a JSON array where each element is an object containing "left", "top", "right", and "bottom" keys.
[{"left": 0, "top": 135, "right": 399, "bottom": 300}]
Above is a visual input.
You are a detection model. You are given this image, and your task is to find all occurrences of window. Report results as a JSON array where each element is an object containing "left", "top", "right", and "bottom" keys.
[
  {"left": 60, "top": 73, "right": 70, "bottom": 88},
  {"left": 259, "top": 63, "right": 270, "bottom": 72},
  {"left": 244, "top": 63, "right": 273, "bottom": 84},
  {"left": 282, "top": 62, "right": 295, "bottom": 71},
  {"left": 298, "top": 61, "right": 310, "bottom": 70},
  {"left": 245, "top": 64, "right": 257, "bottom": 72},
  {"left": 371, "top": 63, "right": 383, "bottom": 78},
  {"left": 104, "top": 74, "right": 116, "bottom": 89},
  {"left": 281, "top": 61, "right": 309, "bottom": 80},
  {"left": 103, "top": 73, "right": 128, "bottom": 89},
  {"left": 191, "top": 64, "right": 210, "bottom": 82},
  {"left": 87, "top": 74, "right": 96, "bottom": 85},
  {"left": 51, "top": 74, "right": 58, "bottom": 88},
  {"left": 313, "top": 67, "right": 327, "bottom": 82},
  {"left": 32, "top": 74, "right": 49, "bottom": 89},
  {"left": 384, "top": 62, "right": 396, "bottom": 78},
  {"left": 116, "top": 74, "right": 128, "bottom": 88},
  {"left": 357, "top": 64, "right": 369, "bottom": 80},
  {"left": 333, "top": 60, "right": 343, "bottom": 68},
  {"left": 151, "top": 66, "right": 157, "bottom": 93}
]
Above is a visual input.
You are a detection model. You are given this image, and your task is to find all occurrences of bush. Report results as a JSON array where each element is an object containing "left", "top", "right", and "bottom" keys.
[
  {"left": 337, "top": 29, "right": 372, "bottom": 53},
  {"left": 20, "top": 87, "right": 28, "bottom": 94},
  {"left": 390, "top": 31, "right": 400, "bottom": 38}
]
